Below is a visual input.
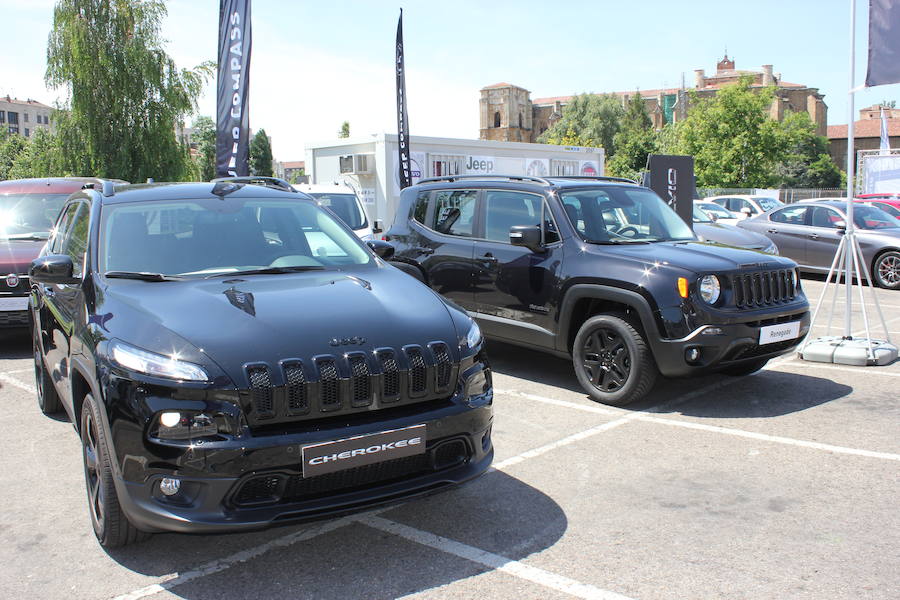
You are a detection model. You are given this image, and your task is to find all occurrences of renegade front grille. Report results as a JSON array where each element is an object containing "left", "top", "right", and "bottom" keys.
[
  {"left": 240, "top": 341, "right": 460, "bottom": 428},
  {"left": 732, "top": 269, "right": 796, "bottom": 308}
]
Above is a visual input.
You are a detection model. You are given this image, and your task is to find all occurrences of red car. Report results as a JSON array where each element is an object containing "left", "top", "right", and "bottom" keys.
[
  {"left": 0, "top": 178, "right": 98, "bottom": 327},
  {"left": 857, "top": 193, "right": 900, "bottom": 220}
]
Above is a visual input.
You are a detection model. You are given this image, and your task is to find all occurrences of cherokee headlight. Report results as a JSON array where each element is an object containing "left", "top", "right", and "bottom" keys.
[
  {"left": 110, "top": 340, "right": 209, "bottom": 382},
  {"left": 698, "top": 275, "right": 721, "bottom": 304},
  {"left": 763, "top": 241, "right": 779, "bottom": 255},
  {"left": 463, "top": 321, "right": 483, "bottom": 349}
]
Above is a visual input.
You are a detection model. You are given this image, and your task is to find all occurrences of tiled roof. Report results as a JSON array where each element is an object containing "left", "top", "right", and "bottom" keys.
[
  {"left": 281, "top": 160, "right": 305, "bottom": 168},
  {"left": 0, "top": 96, "right": 52, "bottom": 109},
  {"left": 482, "top": 82, "right": 517, "bottom": 90},
  {"left": 828, "top": 119, "right": 900, "bottom": 139}
]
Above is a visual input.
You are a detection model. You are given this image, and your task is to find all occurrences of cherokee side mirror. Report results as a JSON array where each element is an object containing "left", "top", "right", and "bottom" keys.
[
  {"left": 30, "top": 255, "right": 79, "bottom": 285},
  {"left": 509, "top": 225, "right": 545, "bottom": 253}
]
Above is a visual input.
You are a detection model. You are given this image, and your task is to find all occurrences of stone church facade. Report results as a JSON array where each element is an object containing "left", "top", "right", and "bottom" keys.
[{"left": 479, "top": 55, "right": 827, "bottom": 144}]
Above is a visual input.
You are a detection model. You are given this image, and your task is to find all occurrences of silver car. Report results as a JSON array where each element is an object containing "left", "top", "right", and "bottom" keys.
[
  {"left": 692, "top": 206, "right": 778, "bottom": 254},
  {"left": 706, "top": 194, "right": 784, "bottom": 220},
  {"left": 738, "top": 200, "right": 900, "bottom": 289}
]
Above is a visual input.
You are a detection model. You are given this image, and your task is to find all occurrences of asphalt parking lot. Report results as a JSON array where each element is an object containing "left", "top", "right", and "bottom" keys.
[{"left": 1, "top": 276, "right": 898, "bottom": 600}]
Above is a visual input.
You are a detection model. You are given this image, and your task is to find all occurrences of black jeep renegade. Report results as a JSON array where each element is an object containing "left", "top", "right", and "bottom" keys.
[
  {"left": 386, "top": 175, "right": 810, "bottom": 406},
  {"left": 29, "top": 179, "right": 492, "bottom": 547}
]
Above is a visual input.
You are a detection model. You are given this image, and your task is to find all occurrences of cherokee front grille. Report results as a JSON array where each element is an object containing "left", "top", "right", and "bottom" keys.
[
  {"left": 241, "top": 342, "right": 459, "bottom": 428},
  {"left": 732, "top": 269, "right": 797, "bottom": 308}
]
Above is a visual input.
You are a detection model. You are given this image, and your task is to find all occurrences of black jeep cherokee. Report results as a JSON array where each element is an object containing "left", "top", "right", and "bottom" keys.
[
  {"left": 386, "top": 175, "right": 810, "bottom": 406},
  {"left": 29, "top": 179, "right": 492, "bottom": 547}
]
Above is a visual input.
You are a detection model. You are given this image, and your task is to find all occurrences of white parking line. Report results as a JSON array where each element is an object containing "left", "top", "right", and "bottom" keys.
[
  {"left": 495, "top": 389, "right": 619, "bottom": 416},
  {"left": 636, "top": 415, "right": 900, "bottom": 461},
  {"left": 361, "top": 515, "right": 635, "bottom": 600},
  {"left": 0, "top": 372, "right": 35, "bottom": 394},
  {"left": 778, "top": 361, "right": 900, "bottom": 378},
  {"left": 0, "top": 367, "right": 32, "bottom": 375}
]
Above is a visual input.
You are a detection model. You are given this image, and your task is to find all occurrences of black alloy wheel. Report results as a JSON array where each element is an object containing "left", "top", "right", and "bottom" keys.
[
  {"left": 873, "top": 251, "right": 900, "bottom": 290},
  {"left": 572, "top": 314, "right": 657, "bottom": 406},
  {"left": 80, "top": 393, "right": 150, "bottom": 547},
  {"left": 33, "top": 328, "right": 61, "bottom": 415}
]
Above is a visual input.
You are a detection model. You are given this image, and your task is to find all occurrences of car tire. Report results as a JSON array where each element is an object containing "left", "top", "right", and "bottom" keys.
[
  {"left": 81, "top": 393, "right": 151, "bottom": 548},
  {"left": 872, "top": 251, "right": 900, "bottom": 290},
  {"left": 33, "top": 332, "right": 61, "bottom": 416},
  {"left": 572, "top": 314, "right": 657, "bottom": 406},
  {"left": 721, "top": 358, "right": 769, "bottom": 376}
]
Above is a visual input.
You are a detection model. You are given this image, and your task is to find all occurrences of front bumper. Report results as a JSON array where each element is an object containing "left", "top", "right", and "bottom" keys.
[
  {"left": 0, "top": 309, "right": 29, "bottom": 328},
  {"left": 651, "top": 309, "right": 811, "bottom": 377}
]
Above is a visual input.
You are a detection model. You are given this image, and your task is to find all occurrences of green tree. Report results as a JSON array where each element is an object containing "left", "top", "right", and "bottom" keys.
[
  {"left": 192, "top": 115, "right": 216, "bottom": 181},
  {"left": 8, "top": 129, "right": 66, "bottom": 179},
  {"left": 249, "top": 129, "right": 273, "bottom": 176},
  {"left": 607, "top": 93, "right": 658, "bottom": 180},
  {"left": 771, "top": 111, "right": 842, "bottom": 188},
  {"left": 0, "top": 132, "right": 28, "bottom": 181},
  {"left": 537, "top": 94, "right": 625, "bottom": 156},
  {"left": 288, "top": 169, "right": 305, "bottom": 184},
  {"left": 338, "top": 121, "right": 350, "bottom": 138},
  {"left": 45, "top": 0, "right": 212, "bottom": 182}
]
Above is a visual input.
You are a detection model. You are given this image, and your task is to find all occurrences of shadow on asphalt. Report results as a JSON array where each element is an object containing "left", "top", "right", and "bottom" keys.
[
  {"left": 0, "top": 328, "right": 31, "bottom": 359},
  {"left": 486, "top": 339, "right": 853, "bottom": 418},
  {"left": 103, "top": 470, "right": 567, "bottom": 599}
]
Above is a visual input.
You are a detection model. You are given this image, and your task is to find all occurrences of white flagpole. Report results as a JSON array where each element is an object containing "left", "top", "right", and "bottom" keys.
[{"left": 844, "top": 0, "right": 856, "bottom": 339}]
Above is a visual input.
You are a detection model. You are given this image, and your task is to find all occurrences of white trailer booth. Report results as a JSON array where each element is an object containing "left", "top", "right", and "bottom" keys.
[{"left": 305, "top": 134, "right": 605, "bottom": 228}]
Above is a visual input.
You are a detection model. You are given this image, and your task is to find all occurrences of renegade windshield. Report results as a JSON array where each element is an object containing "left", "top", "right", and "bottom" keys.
[
  {"left": 99, "top": 197, "right": 372, "bottom": 277},
  {"left": 0, "top": 193, "right": 69, "bottom": 240},
  {"left": 306, "top": 192, "right": 367, "bottom": 230},
  {"left": 560, "top": 187, "right": 695, "bottom": 243}
]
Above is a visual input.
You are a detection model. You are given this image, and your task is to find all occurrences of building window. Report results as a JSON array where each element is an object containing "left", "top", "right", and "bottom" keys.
[
  {"left": 23, "top": 112, "right": 29, "bottom": 123},
  {"left": 0, "top": 111, "right": 4, "bottom": 123},
  {"left": 519, "top": 113, "right": 523, "bottom": 128},
  {"left": 550, "top": 159, "right": 579, "bottom": 176},
  {"left": 7, "top": 111, "right": 18, "bottom": 125},
  {"left": 493, "top": 112, "right": 501, "bottom": 128},
  {"left": 24, "top": 128, "right": 30, "bottom": 137}
]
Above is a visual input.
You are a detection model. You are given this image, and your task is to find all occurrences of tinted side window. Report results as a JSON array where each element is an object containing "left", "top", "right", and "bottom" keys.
[
  {"left": 61, "top": 203, "right": 90, "bottom": 277},
  {"left": 484, "top": 191, "right": 542, "bottom": 242},
  {"left": 49, "top": 203, "right": 80, "bottom": 255},
  {"left": 412, "top": 191, "right": 429, "bottom": 225},
  {"left": 809, "top": 207, "right": 843, "bottom": 228},
  {"left": 770, "top": 206, "right": 807, "bottom": 225},
  {"left": 432, "top": 190, "right": 477, "bottom": 237}
]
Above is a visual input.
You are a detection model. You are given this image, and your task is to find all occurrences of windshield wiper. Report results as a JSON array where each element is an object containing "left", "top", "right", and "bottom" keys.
[
  {"left": 3, "top": 233, "right": 50, "bottom": 241},
  {"left": 105, "top": 271, "right": 185, "bottom": 281},
  {"left": 585, "top": 239, "right": 651, "bottom": 245},
  {"left": 204, "top": 266, "right": 326, "bottom": 278}
]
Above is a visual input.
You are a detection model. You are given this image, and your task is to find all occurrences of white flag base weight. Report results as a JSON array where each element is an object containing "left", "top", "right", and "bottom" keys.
[{"left": 800, "top": 335, "right": 897, "bottom": 366}]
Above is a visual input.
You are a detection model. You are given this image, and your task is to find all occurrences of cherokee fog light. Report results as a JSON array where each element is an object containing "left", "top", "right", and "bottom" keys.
[
  {"left": 685, "top": 347, "right": 701, "bottom": 363},
  {"left": 159, "top": 478, "right": 181, "bottom": 496}
]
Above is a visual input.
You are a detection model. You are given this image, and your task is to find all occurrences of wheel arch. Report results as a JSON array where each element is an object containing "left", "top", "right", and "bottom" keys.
[
  {"left": 69, "top": 358, "right": 102, "bottom": 434},
  {"left": 558, "top": 284, "right": 661, "bottom": 355}
]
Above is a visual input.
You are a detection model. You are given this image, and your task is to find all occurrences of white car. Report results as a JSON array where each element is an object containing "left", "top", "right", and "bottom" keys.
[
  {"left": 694, "top": 200, "right": 740, "bottom": 226},
  {"left": 293, "top": 183, "right": 375, "bottom": 240},
  {"left": 705, "top": 194, "right": 784, "bottom": 220}
]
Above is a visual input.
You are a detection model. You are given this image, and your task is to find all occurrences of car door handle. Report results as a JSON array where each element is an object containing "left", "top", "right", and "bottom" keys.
[
  {"left": 480, "top": 253, "right": 498, "bottom": 264},
  {"left": 808, "top": 233, "right": 818, "bottom": 240},
  {"left": 413, "top": 247, "right": 434, "bottom": 255},
  {"left": 767, "top": 229, "right": 778, "bottom": 233}
]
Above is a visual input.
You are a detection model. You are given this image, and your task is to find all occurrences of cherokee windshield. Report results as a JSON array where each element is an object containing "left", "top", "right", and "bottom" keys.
[
  {"left": 560, "top": 187, "right": 695, "bottom": 243},
  {"left": 99, "top": 197, "right": 372, "bottom": 277},
  {"left": 0, "top": 193, "right": 69, "bottom": 240}
]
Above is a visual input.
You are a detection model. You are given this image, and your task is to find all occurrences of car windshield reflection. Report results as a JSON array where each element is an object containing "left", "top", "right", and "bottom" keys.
[{"left": 0, "top": 193, "right": 70, "bottom": 240}]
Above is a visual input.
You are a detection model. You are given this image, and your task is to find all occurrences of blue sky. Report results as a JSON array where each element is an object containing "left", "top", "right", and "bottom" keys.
[{"left": 2, "top": 0, "right": 898, "bottom": 161}]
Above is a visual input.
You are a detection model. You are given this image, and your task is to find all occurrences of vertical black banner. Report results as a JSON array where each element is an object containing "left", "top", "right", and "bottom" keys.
[
  {"left": 395, "top": 10, "right": 412, "bottom": 190},
  {"left": 646, "top": 154, "right": 695, "bottom": 230},
  {"left": 216, "top": 0, "right": 252, "bottom": 178}
]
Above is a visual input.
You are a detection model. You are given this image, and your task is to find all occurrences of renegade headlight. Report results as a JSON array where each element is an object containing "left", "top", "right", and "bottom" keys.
[
  {"left": 698, "top": 275, "right": 721, "bottom": 304},
  {"left": 463, "top": 321, "right": 483, "bottom": 349},
  {"left": 110, "top": 340, "right": 209, "bottom": 382}
]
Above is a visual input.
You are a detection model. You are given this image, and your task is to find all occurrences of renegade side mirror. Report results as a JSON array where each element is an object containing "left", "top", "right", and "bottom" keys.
[
  {"left": 509, "top": 225, "right": 545, "bottom": 253},
  {"left": 30, "top": 255, "right": 79, "bottom": 284},
  {"left": 372, "top": 220, "right": 384, "bottom": 234},
  {"left": 366, "top": 239, "right": 395, "bottom": 260}
]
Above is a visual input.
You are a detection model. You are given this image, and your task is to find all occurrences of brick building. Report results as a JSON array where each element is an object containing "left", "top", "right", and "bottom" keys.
[
  {"left": 0, "top": 96, "right": 53, "bottom": 137},
  {"left": 480, "top": 55, "right": 828, "bottom": 144},
  {"left": 827, "top": 104, "right": 900, "bottom": 169}
]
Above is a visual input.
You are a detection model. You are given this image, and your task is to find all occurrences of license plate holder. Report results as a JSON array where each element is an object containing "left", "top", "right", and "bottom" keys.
[
  {"left": 301, "top": 424, "right": 427, "bottom": 478},
  {"left": 0, "top": 297, "right": 28, "bottom": 312},
  {"left": 759, "top": 321, "right": 801, "bottom": 345}
]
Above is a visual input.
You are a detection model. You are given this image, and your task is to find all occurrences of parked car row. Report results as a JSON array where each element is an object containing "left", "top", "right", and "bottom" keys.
[{"left": 2, "top": 174, "right": 820, "bottom": 547}]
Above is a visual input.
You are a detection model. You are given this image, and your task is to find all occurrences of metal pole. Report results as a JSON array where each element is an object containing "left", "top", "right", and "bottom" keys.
[{"left": 844, "top": 0, "right": 857, "bottom": 338}]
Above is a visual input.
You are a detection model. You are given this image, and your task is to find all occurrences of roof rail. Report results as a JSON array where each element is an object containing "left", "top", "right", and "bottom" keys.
[
  {"left": 211, "top": 176, "right": 294, "bottom": 192},
  {"left": 548, "top": 175, "right": 639, "bottom": 184},
  {"left": 416, "top": 174, "right": 553, "bottom": 185},
  {"left": 80, "top": 178, "right": 126, "bottom": 197}
]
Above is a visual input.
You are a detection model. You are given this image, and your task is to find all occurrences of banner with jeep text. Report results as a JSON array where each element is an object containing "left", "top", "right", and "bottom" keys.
[
  {"left": 395, "top": 10, "right": 412, "bottom": 190},
  {"left": 216, "top": 0, "right": 252, "bottom": 177},
  {"left": 646, "top": 154, "right": 695, "bottom": 230}
]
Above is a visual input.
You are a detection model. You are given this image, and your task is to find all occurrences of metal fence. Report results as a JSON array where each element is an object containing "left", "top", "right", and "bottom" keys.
[{"left": 697, "top": 188, "right": 847, "bottom": 203}]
